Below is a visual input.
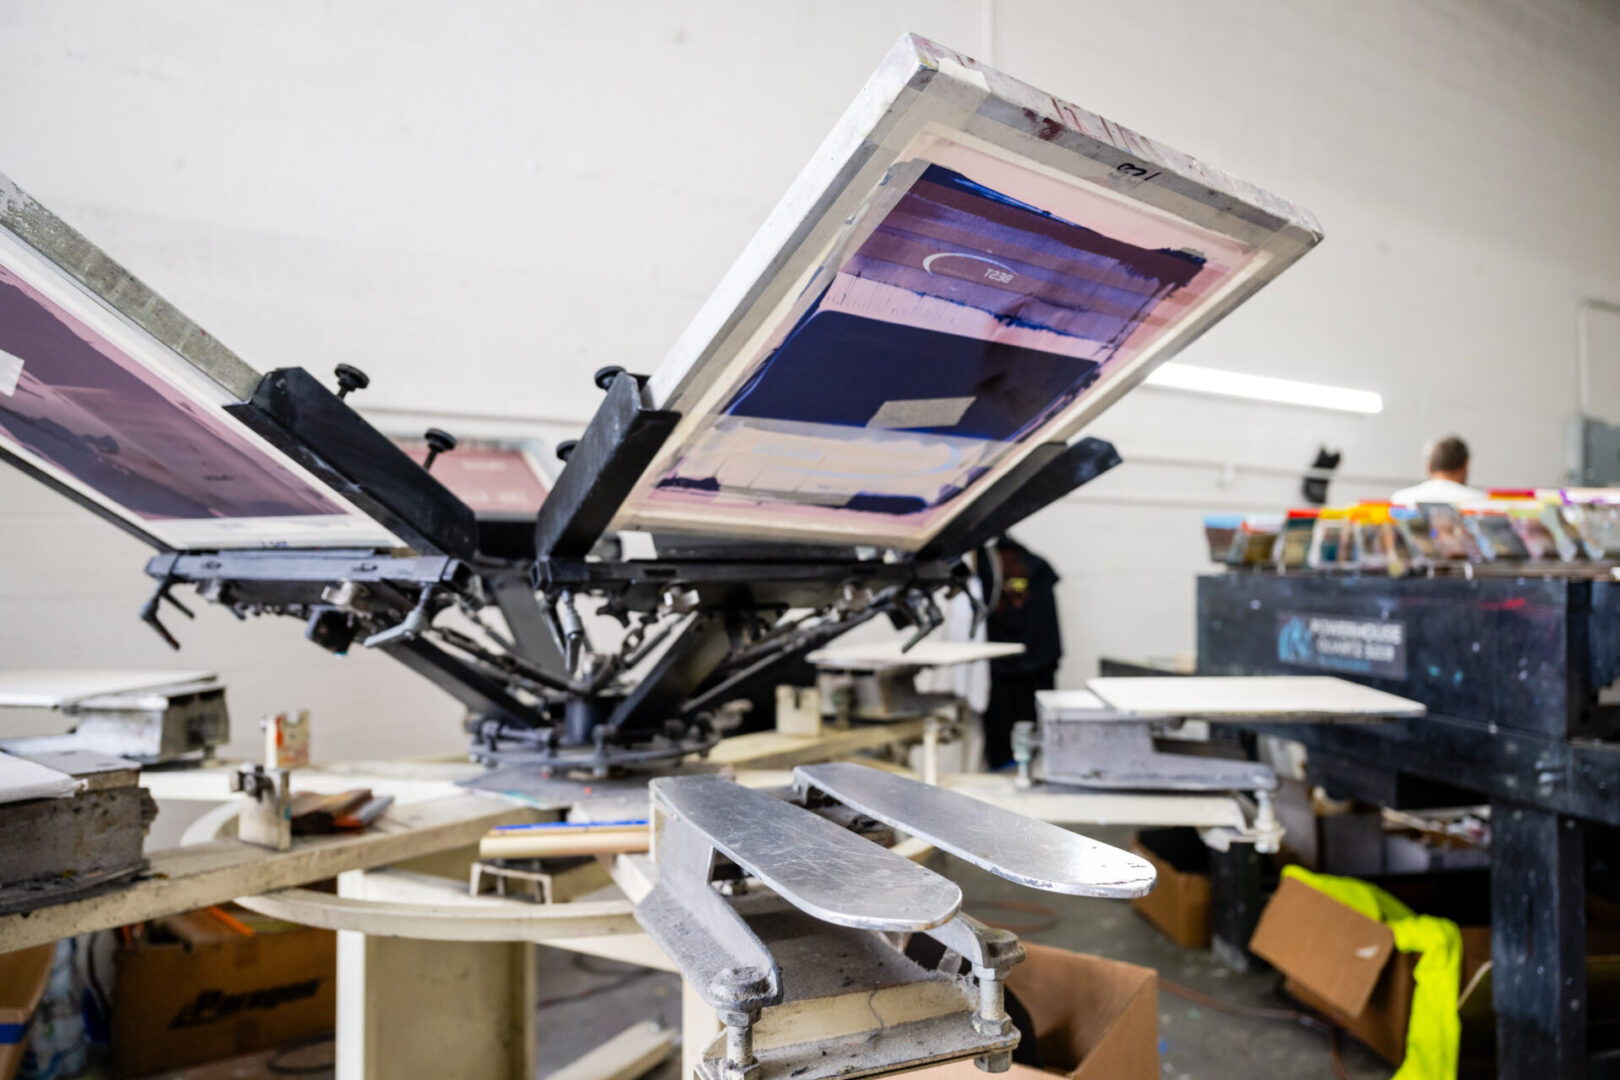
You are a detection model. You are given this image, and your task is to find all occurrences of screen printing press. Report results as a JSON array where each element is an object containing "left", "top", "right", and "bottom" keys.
[{"left": 0, "top": 31, "right": 1426, "bottom": 1080}]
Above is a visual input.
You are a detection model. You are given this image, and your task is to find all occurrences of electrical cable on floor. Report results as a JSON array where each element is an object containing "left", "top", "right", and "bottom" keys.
[
  {"left": 965, "top": 899, "right": 1059, "bottom": 935},
  {"left": 535, "top": 952, "right": 662, "bottom": 1012},
  {"left": 1158, "top": 977, "right": 1350, "bottom": 1080}
]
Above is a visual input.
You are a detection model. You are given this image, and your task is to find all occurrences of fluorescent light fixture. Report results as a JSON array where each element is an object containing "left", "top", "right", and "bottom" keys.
[{"left": 1144, "top": 362, "right": 1384, "bottom": 414}]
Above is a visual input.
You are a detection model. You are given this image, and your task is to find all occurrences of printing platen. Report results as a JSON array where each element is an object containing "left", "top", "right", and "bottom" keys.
[
  {"left": 614, "top": 34, "right": 1321, "bottom": 549},
  {"left": 393, "top": 437, "right": 551, "bottom": 518},
  {"left": 0, "top": 177, "right": 398, "bottom": 550}
]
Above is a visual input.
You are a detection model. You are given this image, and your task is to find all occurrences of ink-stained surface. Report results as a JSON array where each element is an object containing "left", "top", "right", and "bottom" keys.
[
  {"left": 645, "top": 155, "right": 1250, "bottom": 531},
  {"left": 0, "top": 265, "right": 340, "bottom": 522},
  {"left": 614, "top": 34, "right": 1321, "bottom": 548},
  {"left": 0, "top": 196, "right": 397, "bottom": 551}
]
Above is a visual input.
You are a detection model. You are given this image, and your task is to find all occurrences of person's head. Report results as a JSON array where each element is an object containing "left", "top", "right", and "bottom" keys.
[{"left": 1426, "top": 435, "right": 1470, "bottom": 483}]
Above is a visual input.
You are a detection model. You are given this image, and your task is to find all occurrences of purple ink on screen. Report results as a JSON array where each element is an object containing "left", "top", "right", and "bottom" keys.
[
  {"left": 651, "top": 165, "right": 1210, "bottom": 518},
  {"left": 0, "top": 265, "right": 342, "bottom": 522}
]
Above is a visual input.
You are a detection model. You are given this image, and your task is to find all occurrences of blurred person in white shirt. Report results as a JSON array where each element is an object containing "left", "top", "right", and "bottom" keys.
[{"left": 1391, "top": 435, "right": 1487, "bottom": 504}]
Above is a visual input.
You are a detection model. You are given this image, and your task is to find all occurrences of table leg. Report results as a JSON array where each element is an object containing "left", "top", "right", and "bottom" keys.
[
  {"left": 1209, "top": 841, "right": 1264, "bottom": 972},
  {"left": 335, "top": 870, "right": 536, "bottom": 1080},
  {"left": 1491, "top": 799, "right": 1586, "bottom": 1079}
]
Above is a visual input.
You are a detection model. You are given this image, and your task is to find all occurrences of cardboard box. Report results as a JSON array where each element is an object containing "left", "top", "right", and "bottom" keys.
[
  {"left": 0, "top": 945, "right": 54, "bottom": 1080},
  {"left": 1128, "top": 829, "right": 1211, "bottom": 949},
  {"left": 1249, "top": 875, "right": 1490, "bottom": 1065},
  {"left": 112, "top": 920, "right": 335, "bottom": 1077},
  {"left": 910, "top": 943, "right": 1158, "bottom": 1080}
]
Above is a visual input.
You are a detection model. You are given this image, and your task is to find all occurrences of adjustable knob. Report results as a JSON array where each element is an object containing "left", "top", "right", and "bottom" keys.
[
  {"left": 334, "top": 364, "right": 370, "bottom": 400},
  {"left": 594, "top": 366, "right": 626, "bottom": 391},
  {"left": 422, "top": 428, "right": 457, "bottom": 471},
  {"left": 556, "top": 439, "right": 578, "bottom": 463}
]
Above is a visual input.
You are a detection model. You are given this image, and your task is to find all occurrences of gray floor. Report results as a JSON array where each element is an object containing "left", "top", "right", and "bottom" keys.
[
  {"left": 532, "top": 825, "right": 1394, "bottom": 1080},
  {"left": 533, "top": 951, "right": 683, "bottom": 1079}
]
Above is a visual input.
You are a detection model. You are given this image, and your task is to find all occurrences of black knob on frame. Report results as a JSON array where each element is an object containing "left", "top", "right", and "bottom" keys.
[
  {"left": 556, "top": 439, "right": 578, "bottom": 463},
  {"left": 334, "top": 364, "right": 370, "bottom": 400},
  {"left": 422, "top": 428, "right": 457, "bottom": 471}
]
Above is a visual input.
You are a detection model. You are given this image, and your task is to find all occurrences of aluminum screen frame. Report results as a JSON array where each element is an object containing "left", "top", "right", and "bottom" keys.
[{"left": 611, "top": 33, "right": 1323, "bottom": 550}]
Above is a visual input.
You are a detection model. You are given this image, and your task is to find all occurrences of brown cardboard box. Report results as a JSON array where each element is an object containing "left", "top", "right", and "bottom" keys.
[
  {"left": 910, "top": 943, "right": 1158, "bottom": 1080},
  {"left": 112, "top": 922, "right": 335, "bottom": 1077},
  {"left": 1248, "top": 876, "right": 1490, "bottom": 1065},
  {"left": 1128, "top": 829, "right": 1211, "bottom": 949},
  {"left": 0, "top": 945, "right": 54, "bottom": 1080}
]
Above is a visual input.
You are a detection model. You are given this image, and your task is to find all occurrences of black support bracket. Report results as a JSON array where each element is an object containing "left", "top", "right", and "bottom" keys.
[
  {"left": 226, "top": 367, "right": 479, "bottom": 559},
  {"left": 533, "top": 371, "right": 681, "bottom": 561},
  {"left": 919, "top": 437, "right": 1121, "bottom": 560}
]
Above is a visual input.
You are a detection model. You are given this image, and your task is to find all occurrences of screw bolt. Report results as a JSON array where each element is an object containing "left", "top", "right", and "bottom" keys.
[
  {"left": 972, "top": 969, "right": 1013, "bottom": 1037},
  {"left": 715, "top": 1001, "right": 763, "bottom": 1080},
  {"left": 422, "top": 428, "right": 457, "bottom": 471},
  {"left": 333, "top": 364, "right": 370, "bottom": 400},
  {"left": 974, "top": 1050, "right": 1013, "bottom": 1073}
]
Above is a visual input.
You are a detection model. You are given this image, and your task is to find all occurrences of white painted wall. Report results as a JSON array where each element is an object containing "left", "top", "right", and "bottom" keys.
[{"left": 3, "top": 0, "right": 1618, "bottom": 759}]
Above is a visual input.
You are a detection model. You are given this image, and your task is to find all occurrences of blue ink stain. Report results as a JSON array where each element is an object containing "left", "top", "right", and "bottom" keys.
[
  {"left": 845, "top": 492, "right": 929, "bottom": 516},
  {"left": 656, "top": 475, "right": 721, "bottom": 493}
]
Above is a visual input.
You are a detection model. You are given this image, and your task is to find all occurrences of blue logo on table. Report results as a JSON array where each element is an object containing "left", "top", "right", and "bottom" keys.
[
  {"left": 1275, "top": 611, "right": 1407, "bottom": 679},
  {"left": 1278, "top": 616, "right": 1316, "bottom": 665}
]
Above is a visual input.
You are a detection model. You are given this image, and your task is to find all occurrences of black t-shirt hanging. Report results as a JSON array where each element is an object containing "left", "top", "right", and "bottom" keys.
[{"left": 979, "top": 536, "right": 1063, "bottom": 675}]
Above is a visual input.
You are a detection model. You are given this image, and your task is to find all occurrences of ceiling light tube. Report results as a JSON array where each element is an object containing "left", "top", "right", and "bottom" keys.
[{"left": 1143, "top": 362, "right": 1384, "bottom": 415}]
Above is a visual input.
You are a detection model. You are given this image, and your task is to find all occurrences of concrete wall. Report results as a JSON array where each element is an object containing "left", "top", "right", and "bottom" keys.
[{"left": 3, "top": 1, "right": 1618, "bottom": 759}]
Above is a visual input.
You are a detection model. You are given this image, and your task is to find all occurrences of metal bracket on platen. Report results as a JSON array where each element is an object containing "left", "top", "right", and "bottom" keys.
[{"left": 635, "top": 769, "right": 1155, "bottom": 1080}]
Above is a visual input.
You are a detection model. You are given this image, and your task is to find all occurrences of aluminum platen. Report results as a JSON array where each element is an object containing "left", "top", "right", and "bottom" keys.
[
  {"left": 651, "top": 774, "right": 962, "bottom": 932},
  {"left": 795, "top": 761, "right": 1157, "bottom": 898}
]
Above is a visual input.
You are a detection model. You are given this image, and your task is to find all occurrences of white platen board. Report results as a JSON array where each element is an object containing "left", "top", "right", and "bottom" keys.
[
  {"left": 0, "top": 669, "right": 219, "bottom": 709},
  {"left": 1083, "top": 676, "right": 1427, "bottom": 720},
  {"left": 612, "top": 33, "right": 1321, "bottom": 549},
  {"left": 0, "top": 750, "right": 81, "bottom": 804}
]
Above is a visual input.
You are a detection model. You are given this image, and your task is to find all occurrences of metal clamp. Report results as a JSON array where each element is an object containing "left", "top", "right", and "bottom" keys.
[
  {"left": 635, "top": 809, "right": 781, "bottom": 1080},
  {"left": 1030, "top": 696, "right": 1286, "bottom": 853},
  {"left": 921, "top": 914, "right": 1026, "bottom": 1072},
  {"left": 230, "top": 763, "right": 291, "bottom": 851}
]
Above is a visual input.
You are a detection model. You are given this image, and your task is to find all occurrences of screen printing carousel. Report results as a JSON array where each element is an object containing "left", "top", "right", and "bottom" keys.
[{"left": 0, "top": 31, "right": 1335, "bottom": 1080}]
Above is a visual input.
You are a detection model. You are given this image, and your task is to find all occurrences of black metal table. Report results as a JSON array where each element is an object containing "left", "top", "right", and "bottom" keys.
[{"left": 1197, "top": 570, "right": 1620, "bottom": 1079}]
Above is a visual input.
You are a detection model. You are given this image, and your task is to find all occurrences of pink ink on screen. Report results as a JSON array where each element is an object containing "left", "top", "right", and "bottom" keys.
[
  {"left": 0, "top": 263, "right": 341, "bottom": 522},
  {"left": 396, "top": 442, "right": 550, "bottom": 518}
]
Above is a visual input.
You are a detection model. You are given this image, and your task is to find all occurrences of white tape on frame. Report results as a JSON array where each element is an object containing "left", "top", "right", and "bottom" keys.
[{"left": 0, "top": 347, "right": 21, "bottom": 395}]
